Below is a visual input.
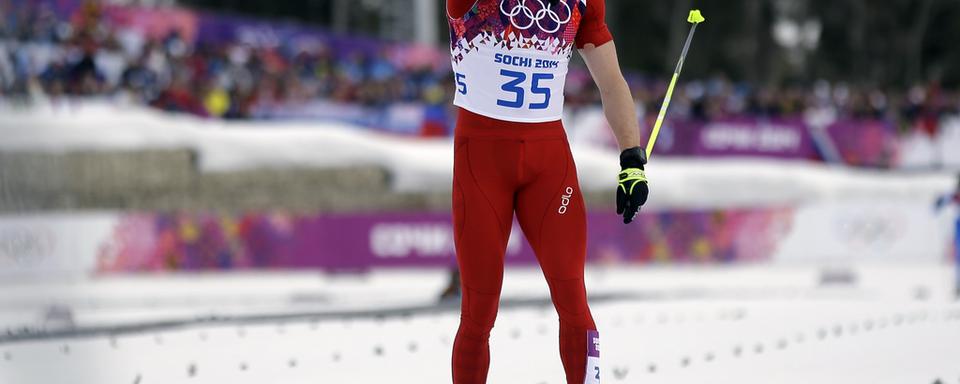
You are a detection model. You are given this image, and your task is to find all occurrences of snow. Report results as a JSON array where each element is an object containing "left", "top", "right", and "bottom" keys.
[
  {"left": 1, "top": 265, "right": 958, "bottom": 383},
  {"left": 0, "top": 101, "right": 954, "bottom": 207},
  {"left": 11, "top": 300, "right": 956, "bottom": 384},
  {"left": 2, "top": 103, "right": 959, "bottom": 383}
]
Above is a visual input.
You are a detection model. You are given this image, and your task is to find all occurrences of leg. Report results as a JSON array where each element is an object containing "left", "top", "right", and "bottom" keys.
[
  {"left": 515, "top": 138, "right": 598, "bottom": 384},
  {"left": 451, "top": 136, "right": 518, "bottom": 384}
]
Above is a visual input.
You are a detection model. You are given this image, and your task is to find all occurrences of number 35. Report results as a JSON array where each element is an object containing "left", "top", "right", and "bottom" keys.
[{"left": 497, "top": 70, "right": 553, "bottom": 110}]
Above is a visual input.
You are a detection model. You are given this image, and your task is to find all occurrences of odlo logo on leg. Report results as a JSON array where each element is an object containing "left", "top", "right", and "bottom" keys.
[{"left": 558, "top": 187, "right": 574, "bottom": 215}]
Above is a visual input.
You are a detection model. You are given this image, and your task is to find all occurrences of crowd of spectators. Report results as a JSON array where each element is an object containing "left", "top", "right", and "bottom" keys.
[
  {"left": 0, "top": 1, "right": 452, "bottom": 119},
  {"left": 1, "top": 1, "right": 958, "bottom": 137},
  {"left": 565, "top": 72, "right": 960, "bottom": 137}
]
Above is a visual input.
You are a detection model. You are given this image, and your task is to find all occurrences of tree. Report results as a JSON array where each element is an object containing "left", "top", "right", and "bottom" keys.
[{"left": 605, "top": 0, "right": 960, "bottom": 88}]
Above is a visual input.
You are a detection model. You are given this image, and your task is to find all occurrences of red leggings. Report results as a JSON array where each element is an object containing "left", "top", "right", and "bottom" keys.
[{"left": 451, "top": 109, "right": 598, "bottom": 384}]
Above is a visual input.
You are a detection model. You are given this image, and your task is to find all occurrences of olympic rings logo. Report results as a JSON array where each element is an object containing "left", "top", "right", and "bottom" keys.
[{"left": 500, "top": 0, "right": 572, "bottom": 34}]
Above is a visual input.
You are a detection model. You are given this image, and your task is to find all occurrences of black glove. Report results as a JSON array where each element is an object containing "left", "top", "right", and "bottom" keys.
[{"left": 617, "top": 147, "right": 649, "bottom": 224}]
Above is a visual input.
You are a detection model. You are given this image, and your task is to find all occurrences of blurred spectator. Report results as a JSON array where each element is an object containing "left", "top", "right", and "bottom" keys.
[
  {"left": 935, "top": 174, "right": 960, "bottom": 299},
  {"left": 120, "top": 51, "right": 159, "bottom": 103}
]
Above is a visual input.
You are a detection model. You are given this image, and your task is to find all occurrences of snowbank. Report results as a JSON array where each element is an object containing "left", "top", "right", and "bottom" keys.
[{"left": 0, "top": 101, "right": 955, "bottom": 208}]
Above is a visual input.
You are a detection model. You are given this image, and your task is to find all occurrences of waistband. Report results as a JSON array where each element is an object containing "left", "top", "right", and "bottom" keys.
[{"left": 454, "top": 108, "right": 566, "bottom": 140}]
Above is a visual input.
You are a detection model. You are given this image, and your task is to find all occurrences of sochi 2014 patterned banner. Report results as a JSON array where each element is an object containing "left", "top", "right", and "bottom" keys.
[
  {"left": 648, "top": 117, "right": 821, "bottom": 160},
  {"left": 96, "top": 209, "right": 793, "bottom": 273},
  {"left": 638, "top": 117, "right": 899, "bottom": 165},
  {"left": 826, "top": 119, "right": 900, "bottom": 167}
]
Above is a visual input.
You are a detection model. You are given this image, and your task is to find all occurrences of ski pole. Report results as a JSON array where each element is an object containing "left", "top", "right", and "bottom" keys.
[{"left": 645, "top": 9, "right": 706, "bottom": 159}]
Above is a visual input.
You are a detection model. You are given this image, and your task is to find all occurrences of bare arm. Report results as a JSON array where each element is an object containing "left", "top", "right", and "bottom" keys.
[
  {"left": 447, "top": 0, "right": 476, "bottom": 19},
  {"left": 579, "top": 41, "right": 641, "bottom": 151}
]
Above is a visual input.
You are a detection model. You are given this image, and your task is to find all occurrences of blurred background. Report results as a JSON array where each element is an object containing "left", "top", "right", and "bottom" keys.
[{"left": 1, "top": 0, "right": 959, "bottom": 383}]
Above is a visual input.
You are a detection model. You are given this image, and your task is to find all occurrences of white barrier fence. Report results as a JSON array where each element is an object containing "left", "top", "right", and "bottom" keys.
[
  {"left": 0, "top": 213, "right": 116, "bottom": 281},
  {"left": 773, "top": 201, "right": 956, "bottom": 264},
  {"left": 898, "top": 116, "right": 960, "bottom": 170}
]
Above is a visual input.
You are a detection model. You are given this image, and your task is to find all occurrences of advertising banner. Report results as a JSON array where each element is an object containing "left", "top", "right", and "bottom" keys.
[
  {"left": 103, "top": 6, "right": 200, "bottom": 42},
  {"left": 196, "top": 11, "right": 448, "bottom": 69},
  {"left": 584, "top": 115, "right": 910, "bottom": 167},
  {"left": 648, "top": 118, "right": 820, "bottom": 160},
  {"left": 826, "top": 119, "right": 899, "bottom": 168},
  {"left": 666, "top": 118, "right": 819, "bottom": 159},
  {"left": 2, "top": 203, "right": 948, "bottom": 278},
  {"left": 95, "top": 209, "right": 793, "bottom": 273},
  {"left": 13, "top": 0, "right": 83, "bottom": 19}
]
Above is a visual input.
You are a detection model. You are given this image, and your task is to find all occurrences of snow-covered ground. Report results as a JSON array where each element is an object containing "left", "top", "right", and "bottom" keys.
[
  {"left": 1, "top": 264, "right": 958, "bottom": 383},
  {"left": 2, "top": 103, "right": 959, "bottom": 383}
]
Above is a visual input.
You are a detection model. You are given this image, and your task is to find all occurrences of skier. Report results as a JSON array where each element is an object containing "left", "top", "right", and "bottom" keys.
[
  {"left": 937, "top": 174, "right": 960, "bottom": 299},
  {"left": 447, "top": 0, "right": 649, "bottom": 382}
]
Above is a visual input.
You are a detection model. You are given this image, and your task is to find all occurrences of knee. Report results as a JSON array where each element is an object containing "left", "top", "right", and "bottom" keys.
[
  {"left": 460, "top": 286, "right": 501, "bottom": 333},
  {"left": 546, "top": 278, "right": 593, "bottom": 326}
]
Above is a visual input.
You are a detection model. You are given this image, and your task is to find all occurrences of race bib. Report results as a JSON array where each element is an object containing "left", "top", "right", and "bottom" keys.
[
  {"left": 453, "top": 49, "right": 570, "bottom": 122},
  {"left": 584, "top": 330, "right": 601, "bottom": 384}
]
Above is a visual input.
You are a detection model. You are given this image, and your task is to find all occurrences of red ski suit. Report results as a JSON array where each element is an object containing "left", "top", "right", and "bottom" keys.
[{"left": 447, "top": 1, "right": 613, "bottom": 383}]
